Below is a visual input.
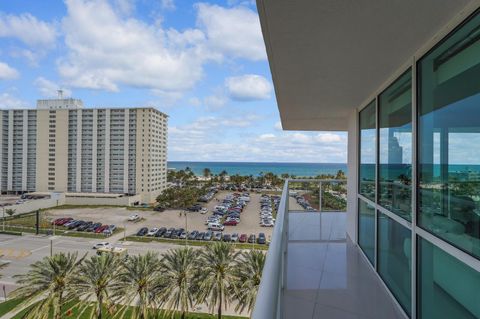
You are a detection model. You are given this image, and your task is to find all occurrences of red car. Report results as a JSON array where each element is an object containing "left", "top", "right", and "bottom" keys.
[
  {"left": 223, "top": 220, "right": 239, "bottom": 226},
  {"left": 55, "top": 218, "right": 73, "bottom": 226},
  {"left": 239, "top": 234, "right": 247, "bottom": 243},
  {"left": 95, "top": 225, "right": 108, "bottom": 233}
]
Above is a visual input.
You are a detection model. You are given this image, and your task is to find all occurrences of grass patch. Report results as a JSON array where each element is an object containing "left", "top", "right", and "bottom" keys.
[
  {"left": 0, "top": 230, "right": 22, "bottom": 236},
  {"left": 125, "top": 236, "right": 268, "bottom": 250},
  {"left": 1, "top": 225, "right": 124, "bottom": 239},
  {"left": 1, "top": 299, "right": 247, "bottom": 319},
  {"left": 48, "top": 204, "right": 126, "bottom": 210}
]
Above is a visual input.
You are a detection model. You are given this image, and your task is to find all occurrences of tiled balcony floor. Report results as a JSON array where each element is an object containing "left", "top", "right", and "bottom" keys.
[{"left": 284, "top": 212, "right": 406, "bottom": 319}]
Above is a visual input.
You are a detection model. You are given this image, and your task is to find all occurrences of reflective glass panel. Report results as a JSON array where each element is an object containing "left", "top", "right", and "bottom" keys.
[
  {"left": 359, "top": 100, "right": 376, "bottom": 201},
  {"left": 418, "top": 11, "right": 480, "bottom": 259},
  {"left": 418, "top": 237, "right": 480, "bottom": 318},
  {"left": 358, "top": 199, "right": 375, "bottom": 265},
  {"left": 379, "top": 70, "right": 412, "bottom": 220},
  {"left": 378, "top": 212, "right": 412, "bottom": 316}
]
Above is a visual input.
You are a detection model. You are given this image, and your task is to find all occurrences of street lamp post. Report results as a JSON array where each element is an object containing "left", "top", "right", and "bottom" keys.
[{"left": 184, "top": 210, "right": 188, "bottom": 247}]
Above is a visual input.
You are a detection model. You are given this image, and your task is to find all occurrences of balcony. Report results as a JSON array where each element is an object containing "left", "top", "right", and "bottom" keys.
[{"left": 252, "top": 179, "right": 405, "bottom": 319}]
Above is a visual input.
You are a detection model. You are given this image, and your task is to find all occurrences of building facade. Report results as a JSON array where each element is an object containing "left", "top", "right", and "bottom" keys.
[
  {"left": 256, "top": 1, "right": 480, "bottom": 318},
  {"left": 0, "top": 98, "right": 168, "bottom": 203}
]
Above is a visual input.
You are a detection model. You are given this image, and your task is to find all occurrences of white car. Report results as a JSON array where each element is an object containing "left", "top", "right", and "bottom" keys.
[
  {"left": 128, "top": 214, "right": 140, "bottom": 221},
  {"left": 147, "top": 228, "right": 159, "bottom": 236},
  {"left": 92, "top": 242, "right": 112, "bottom": 250},
  {"left": 200, "top": 207, "right": 208, "bottom": 214}
]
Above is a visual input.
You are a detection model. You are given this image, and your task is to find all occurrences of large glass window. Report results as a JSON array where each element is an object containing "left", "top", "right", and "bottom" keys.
[
  {"left": 358, "top": 199, "right": 375, "bottom": 265},
  {"left": 359, "top": 100, "right": 376, "bottom": 201},
  {"left": 378, "top": 212, "right": 411, "bottom": 316},
  {"left": 418, "top": 11, "right": 480, "bottom": 259},
  {"left": 379, "top": 70, "right": 412, "bottom": 220},
  {"left": 418, "top": 237, "right": 480, "bottom": 318}
]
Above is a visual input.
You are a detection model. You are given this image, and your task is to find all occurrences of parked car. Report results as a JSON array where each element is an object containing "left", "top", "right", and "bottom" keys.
[
  {"left": 258, "top": 233, "right": 266, "bottom": 244},
  {"left": 128, "top": 214, "right": 140, "bottom": 221},
  {"left": 231, "top": 233, "right": 239, "bottom": 242},
  {"left": 95, "top": 225, "right": 109, "bottom": 233},
  {"left": 164, "top": 227, "right": 175, "bottom": 238},
  {"left": 179, "top": 231, "right": 188, "bottom": 239},
  {"left": 200, "top": 207, "right": 208, "bottom": 214},
  {"left": 239, "top": 234, "right": 247, "bottom": 243},
  {"left": 248, "top": 234, "right": 256, "bottom": 243},
  {"left": 204, "top": 231, "right": 213, "bottom": 241},
  {"left": 136, "top": 227, "right": 148, "bottom": 236},
  {"left": 213, "top": 232, "right": 222, "bottom": 241},
  {"left": 153, "top": 206, "right": 165, "bottom": 212},
  {"left": 68, "top": 220, "right": 85, "bottom": 230},
  {"left": 196, "top": 232, "right": 205, "bottom": 240},
  {"left": 77, "top": 221, "right": 93, "bottom": 231},
  {"left": 155, "top": 227, "right": 167, "bottom": 237},
  {"left": 222, "top": 234, "right": 231, "bottom": 242},
  {"left": 188, "top": 230, "right": 199, "bottom": 240},
  {"left": 92, "top": 242, "right": 111, "bottom": 250},
  {"left": 87, "top": 223, "right": 102, "bottom": 232},
  {"left": 223, "top": 220, "right": 239, "bottom": 226},
  {"left": 208, "top": 222, "right": 225, "bottom": 231},
  {"left": 147, "top": 228, "right": 159, "bottom": 236}
]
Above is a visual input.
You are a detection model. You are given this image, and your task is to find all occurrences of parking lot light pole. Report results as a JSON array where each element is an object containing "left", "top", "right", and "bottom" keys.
[
  {"left": 184, "top": 210, "right": 188, "bottom": 247},
  {"left": 2, "top": 207, "right": 4, "bottom": 232}
]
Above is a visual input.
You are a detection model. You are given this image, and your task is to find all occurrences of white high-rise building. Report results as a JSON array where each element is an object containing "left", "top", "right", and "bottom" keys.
[{"left": 0, "top": 97, "right": 168, "bottom": 203}]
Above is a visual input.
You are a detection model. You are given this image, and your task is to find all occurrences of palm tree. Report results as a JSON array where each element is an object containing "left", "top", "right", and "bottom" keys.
[
  {"left": 9, "top": 252, "right": 84, "bottom": 319},
  {"left": 158, "top": 247, "right": 199, "bottom": 319},
  {"left": 111, "top": 252, "right": 162, "bottom": 319},
  {"left": 73, "top": 253, "right": 123, "bottom": 319},
  {"left": 197, "top": 242, "right": 239, "bottom": 319},
  {"left": 231, "top": 250, "right": 266, "bottom": 315},
  {"left": 203, "top": 168, "right": 212, "bottom": 179}
]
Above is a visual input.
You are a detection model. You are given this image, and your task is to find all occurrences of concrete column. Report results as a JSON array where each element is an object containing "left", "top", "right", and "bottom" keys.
[
  {"left": 123, "top": 110, "right": 129, "bottom": 193},
  {"left": 91, "top": 109, "right": 97, "bottom": 192},
  {"left": 7, "top": 111, "right": 13, "bottom": 191},
  {"left": 104, "top": 109, "right": 110, "bottom": 193},
  {"left": 22, "top": 110, "right": 28, "bottom": 191},
  {"left": 76, "top": 110, "right": 82, "bottom": 192}
]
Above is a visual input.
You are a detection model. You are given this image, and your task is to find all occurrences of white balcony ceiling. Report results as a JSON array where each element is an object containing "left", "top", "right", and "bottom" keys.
[{"left": 257, "top": 0, "right": 475, "bottom": 131}]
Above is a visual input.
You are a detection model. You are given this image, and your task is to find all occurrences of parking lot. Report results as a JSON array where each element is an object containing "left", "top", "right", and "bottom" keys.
[{"left": 43, "top": 191, "right": 274, "bottom": 243}]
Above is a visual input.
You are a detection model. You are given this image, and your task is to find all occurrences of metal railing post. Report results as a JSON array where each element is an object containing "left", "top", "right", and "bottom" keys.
[{"left": 319, "top": 181, "right": 322, "bottom": 212}]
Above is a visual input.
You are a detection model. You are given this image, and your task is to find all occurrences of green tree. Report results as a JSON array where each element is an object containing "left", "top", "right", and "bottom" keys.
[
  {"left": 73, "top": 253, "right": 122, "bottom": 319},
  {"left": 111, "top": 252, "right": 162, "bottom": 319},
  {"left": 231, "top": 250, "right": 265, "bottom": 315},
  {"left": 10, "top": 252, "right": 84, "bottom": 319},
  {"left": 197, "top": 242, "right": 239, "bottom": 319},
  {"left": 203, "top": 168, "right": 212, "bottom": 179},
  {"left": 158, "top": 247, "right": 199, "bottom": 319},
  {"left": 5, "top": 209, "right": 15, "bottom": 217}
]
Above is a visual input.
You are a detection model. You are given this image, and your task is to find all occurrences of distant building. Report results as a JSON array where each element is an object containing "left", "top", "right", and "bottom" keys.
[{"left": 0, "top": 95, "right": 168, "bottom": 203}]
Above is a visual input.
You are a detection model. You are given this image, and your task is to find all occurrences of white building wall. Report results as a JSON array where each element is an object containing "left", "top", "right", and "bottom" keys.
[
  {"left": 347, "top": 108, "right": 358, "bottom": 243},
  {"left": 76, "top": 110, "right": 82, "bottom": 192},
  {"left": 123, "top": 110, "right": 129, "bottom": 193},
  {"left": 21, "top": 110, "right": 28, "bottom": 190},
  {"left": 91, "top": 109, "right": 97, "bottom": 192},
  {"left": 7, "top": 111, "right": 13, "bottom": 191},
  {"left": 104, "top": 109, "right": 110, "bottom": 192}
]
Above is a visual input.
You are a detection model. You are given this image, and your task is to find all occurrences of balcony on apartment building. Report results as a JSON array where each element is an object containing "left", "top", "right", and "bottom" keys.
[
  {"left": 252, "top": 179, "right": 406, "bottom": 319},
  {"left": 255, "top": 1, "right": 480, "bottom": 318}
]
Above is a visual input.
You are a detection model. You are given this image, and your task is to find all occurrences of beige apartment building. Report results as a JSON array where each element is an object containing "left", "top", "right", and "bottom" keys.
[{"left": 0, "top": 96, "right": 168, "bottom": 203}]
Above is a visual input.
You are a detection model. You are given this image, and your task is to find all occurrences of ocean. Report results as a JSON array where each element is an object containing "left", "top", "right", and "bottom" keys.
[{"left": 167, "top": 161, "right": 347, "bottom": 177}]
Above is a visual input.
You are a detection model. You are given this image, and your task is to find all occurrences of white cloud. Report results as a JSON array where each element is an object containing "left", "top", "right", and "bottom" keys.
[
  {"left": 196, "top": 3, "right": 266, "bottom": 61},
  {"left": 0, "top": 62, "right": 19, "bottom": 80},
  {"left": 59, "top": 0, "right": 210, "bottom": 92},
  {"left": 274, "top": 121, "right": 282, "bottom": 130},
  {"left": 114, "top": 0, "right": 136, "bottom": 15},
  {"left": 204, "top": 94, "right": 227, "bottom": 110},
  {"left": 225, "top": 74, "right": 272, "bottom": 101},
  {"left": 34, "top": 77, "right": 71, "bottom": 98},
  {"left": 161, "top": 0, "right": 175, "bottom": 10},
  {"left": 188, "top": 97, "right": 201, "bottom": 107},
  {"left": 0, "top": 13, "right": 57, "bottom": 47},
  {"left": 169, "top": 115, "right": 347, "bottom": 162},
  {"left": 0, "top": 92, "right": 28, "bottom": 109}
]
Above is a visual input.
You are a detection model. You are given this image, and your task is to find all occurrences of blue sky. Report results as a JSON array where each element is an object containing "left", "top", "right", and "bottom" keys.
[{"left": 0, "top": 0, "right": 347, "bottom": 163}]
